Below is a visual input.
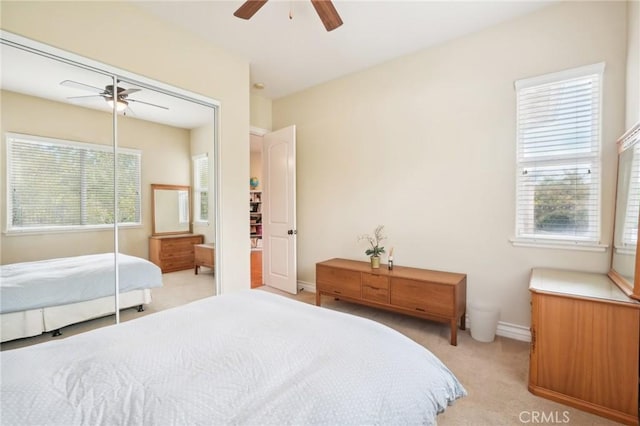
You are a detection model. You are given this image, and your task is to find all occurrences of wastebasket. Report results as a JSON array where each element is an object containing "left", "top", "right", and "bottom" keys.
[{"left": 469, "top": 303, "right": 500, "bottom": 343}]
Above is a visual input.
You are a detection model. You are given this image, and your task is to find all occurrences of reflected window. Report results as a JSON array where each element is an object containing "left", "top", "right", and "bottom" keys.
[
  {"left": 623, "top": 144, "right": 640, "bottom": 248},
  {"left": 6, "top": 132, "right": 141, "bottom": 232},
  {"left": 193, "top": 154, "right": 209, "bottom": 223}
]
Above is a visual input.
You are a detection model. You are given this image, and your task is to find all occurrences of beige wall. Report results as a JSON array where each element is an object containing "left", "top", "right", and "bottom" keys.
[
  {"left": 250, "top": 93, "right": 272, "bottom": 131},
  {"left": 627, "top": 0, "right": 640, "bottom": 129},
  {"left": 1, "top": 1, "right": 251, "bottom": 293},
  {"left": 0, "top": 90, "right": 191, "bottom": 263},
  {"left": 273, "top": 1, "right": 627, "bottom": 328},
  {"left": 250, "top": 134, "right": 263, "bottom": 191}
]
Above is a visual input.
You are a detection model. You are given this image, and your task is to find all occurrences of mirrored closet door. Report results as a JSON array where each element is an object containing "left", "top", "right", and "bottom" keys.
[{"left": 1, "top": 33, "right": 219, "bottom": 344}]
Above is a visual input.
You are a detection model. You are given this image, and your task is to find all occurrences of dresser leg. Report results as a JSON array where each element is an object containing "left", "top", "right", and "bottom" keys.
[
  {"left": 315, "top": 292, "right": 321, "bottom": 306},
  {"left": 460, "top": 312, "right": 466, "bottom": 330},
  {"left": 450, "top": 319, "right": 458, "bottom": 346}
]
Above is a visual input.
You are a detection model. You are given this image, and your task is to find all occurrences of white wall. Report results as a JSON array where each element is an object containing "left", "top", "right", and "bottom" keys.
[
  {"left": 273, "top": 1, "right": 627, "bottom": 328},
  {"left": 1, "top": 1, "right": 251, "bottom": 293}
]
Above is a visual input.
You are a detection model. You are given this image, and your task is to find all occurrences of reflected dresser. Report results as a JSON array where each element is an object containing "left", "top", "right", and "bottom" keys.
[{"left": 149, "top": 234, "right": 204, "bottom": 273}]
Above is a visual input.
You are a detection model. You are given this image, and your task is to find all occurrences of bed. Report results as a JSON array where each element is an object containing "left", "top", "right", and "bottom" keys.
[
  {"left": 0, "top": 253, "right": 162, "bottom": 342},
  {"left": 1, "top": 290, "right": 466, "bottom": 425}
]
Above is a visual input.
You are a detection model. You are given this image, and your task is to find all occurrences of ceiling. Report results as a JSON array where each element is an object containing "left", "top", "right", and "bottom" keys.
[
  {"left": 1, "top": 43, "right": 215, "bottom": 129},
  {"left": 133, "top": 0, "right": 554, "bottom": 100},
  {"left": 1, "top": 1, "right": 554, "bottom": 130}
]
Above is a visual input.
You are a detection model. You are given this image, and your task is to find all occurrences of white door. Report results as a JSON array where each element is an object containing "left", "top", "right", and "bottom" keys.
[{"left": 263, "top": 125, "right": 297, "bottom": 294}]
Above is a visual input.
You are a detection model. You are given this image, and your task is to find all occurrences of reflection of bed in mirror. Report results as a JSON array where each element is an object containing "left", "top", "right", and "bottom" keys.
[
  {"left": 609, "top": 122, "right": 640, "bottom": 300},
  {"left": 0, "top": 253, "right": 162, "bottom": 342}
]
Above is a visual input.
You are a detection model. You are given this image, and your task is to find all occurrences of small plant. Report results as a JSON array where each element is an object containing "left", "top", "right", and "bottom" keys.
[{"left": 359, "top": 225, "right": 386, "bottom": 258}]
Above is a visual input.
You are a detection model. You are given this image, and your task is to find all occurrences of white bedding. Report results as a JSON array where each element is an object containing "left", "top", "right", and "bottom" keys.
[
  {"left": 0, "top": 253, "right": 162, "bottom": 314},
  {"left": 1, "top": 290, "right": 466, "bottom": 425}
]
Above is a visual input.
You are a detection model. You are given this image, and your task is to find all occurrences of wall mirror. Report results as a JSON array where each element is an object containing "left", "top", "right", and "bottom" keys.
[
  {"left": 609, "top": 122, "right": 640, "bottom": 300},
  {"left": 151, "top": 184, "right": 191, "bottom": 235}
]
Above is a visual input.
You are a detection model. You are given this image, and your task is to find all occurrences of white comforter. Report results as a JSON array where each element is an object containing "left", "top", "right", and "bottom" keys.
[
  {"left": 1, "top": 253, "right": 162, "bottom": 314},
  {"left": 1, "top": 290, "right": 466, "bottom": 425}
]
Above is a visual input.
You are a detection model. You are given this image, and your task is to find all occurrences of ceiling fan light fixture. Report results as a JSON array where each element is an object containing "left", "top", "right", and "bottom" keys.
[{"left": 106, "top": 97, "right": 128, "bottom": 112}]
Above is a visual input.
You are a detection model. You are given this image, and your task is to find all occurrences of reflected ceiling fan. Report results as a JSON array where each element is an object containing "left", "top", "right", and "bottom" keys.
[
  {"left": 234, "top": 0, "right": 343, "bottom": 32},
  {"left": 60, "top": 80, "right": 169, "bottom": 112}
]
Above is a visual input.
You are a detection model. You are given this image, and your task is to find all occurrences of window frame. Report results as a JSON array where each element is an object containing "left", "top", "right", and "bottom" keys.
[
  {"left": 192, "top": 153, "right": 209, "bottom": 225},
  {"left": 512, "top": 63, "right": 607, "bottom": 251},
  {"left": 5, "top": 132, "right": 142, "bottom": 235}
]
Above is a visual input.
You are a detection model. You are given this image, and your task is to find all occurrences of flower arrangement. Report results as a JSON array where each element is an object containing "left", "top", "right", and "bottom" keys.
[{"left": 359, "top": 225, "right": 386, "bottom": 258}]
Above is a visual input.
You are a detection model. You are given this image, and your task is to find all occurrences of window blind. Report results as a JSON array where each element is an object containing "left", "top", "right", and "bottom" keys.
[
  {"left": 193, "top": 154, "right": 209, "bottom": 222},
  {"left": 7, "top": 134, "right": 141, "bottom": 232},
  {"left": 515, "top": 63, "right": 604, "bottom": 243},
  {"left": 623, "top": 143, "right": 640, "bottom": 247}
]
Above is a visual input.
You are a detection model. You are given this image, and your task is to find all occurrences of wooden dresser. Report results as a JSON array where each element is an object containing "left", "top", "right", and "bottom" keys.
[
  {"left": 529, "top": 268, "right": 640, "bottom": 425},
  {"left": 149, "top": 234, "right": 204, "bottom": 273},
  {"left": 316, "top": 258, "right": 467, "bottom": 345}
]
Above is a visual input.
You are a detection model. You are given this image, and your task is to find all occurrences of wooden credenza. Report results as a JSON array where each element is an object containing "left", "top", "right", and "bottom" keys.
[
  {"left": 529, "top": 268, "right": 640, "bottom": 425},
  {"left": 149, "top": 234, "right": 204, "bottom": 273},
  {"left": 315, "top": 258, "right": 467, "bottom": 345}
]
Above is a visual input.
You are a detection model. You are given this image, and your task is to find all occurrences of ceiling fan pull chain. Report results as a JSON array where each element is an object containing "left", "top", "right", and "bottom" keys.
[{"left": 289, "top": 1, "right": 293, "bottom": 20}]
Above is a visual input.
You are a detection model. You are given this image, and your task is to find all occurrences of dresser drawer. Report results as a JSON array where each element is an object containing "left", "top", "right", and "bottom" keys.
[
  {"left": 316, "top": 265, "right": 361, "bottom": 298},
  {"left": 362, "top": 273, "right": 389, "bottom": 303},
  {"left": 390, "top": 278, "right": 454, "bottom": 317}
]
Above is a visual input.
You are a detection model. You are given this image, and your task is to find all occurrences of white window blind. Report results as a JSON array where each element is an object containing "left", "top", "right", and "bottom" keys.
[
  {"left": 623, "top": 143, "right": 640, "bottom": 248},
  {"left": 515, "top": 63, "right": 604, "bottom": 244},
  {"left": 6, "top": 133, "right": 141, "bottom": 233},
  {"left": 193, "top": 154, "right": 209, "bottom": 223}
]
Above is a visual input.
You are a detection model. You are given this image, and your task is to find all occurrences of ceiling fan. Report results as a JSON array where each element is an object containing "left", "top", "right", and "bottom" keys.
[
  {"left": 60, "top": 80, "right": 169, "bottom": 112},
  {"left": 234, "top": 0, "right": 343, "bottom": 32}
]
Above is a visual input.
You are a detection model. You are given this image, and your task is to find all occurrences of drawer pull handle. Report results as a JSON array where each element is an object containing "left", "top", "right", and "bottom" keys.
[
  {"left": 369, "top": 286, "right": 379, "bottom": 290},
  {"left": 415, "top": 307, "right": 425, "bottom": 312},
  {"left": 335, "top": 290, "right": 342, "bottom": 294}
]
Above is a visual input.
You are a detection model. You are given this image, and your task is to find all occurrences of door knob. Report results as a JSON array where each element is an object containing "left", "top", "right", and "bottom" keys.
[{"left": 287, "top": 229, "right": 297, "bottom": 235}]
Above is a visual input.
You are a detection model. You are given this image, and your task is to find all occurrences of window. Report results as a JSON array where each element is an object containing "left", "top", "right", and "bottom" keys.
[
  {"left": 514, "top": 63, "right": 604, "bottom": 247},
  {"left": 6, "top": 133, "right": 141, "bottom": 233},
  {"left": 193, "top": 154, "right": 209, "bottom": 223},
  {"left": 622, "top": 143, "right": 640, "bottom": 248}
]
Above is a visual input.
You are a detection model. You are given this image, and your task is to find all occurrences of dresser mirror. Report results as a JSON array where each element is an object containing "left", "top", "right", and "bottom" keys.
[
  {"left": 151, "top": 184, "right": 191, "bottom": 236},
  {"left": 608, "top": 122, "right": 640, "bottom": 300}
]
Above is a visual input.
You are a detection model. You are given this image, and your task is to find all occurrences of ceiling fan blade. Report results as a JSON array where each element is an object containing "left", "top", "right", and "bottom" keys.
[
  {"left": 310, "top": 0, "right": 343, "bottom": 32},
  {"left": 67, "top": 95, "right": 104, "bottom": 100},
  {"left": 119, "top": 88, "right": 141, "bottom": 96},
  {"left": 128, "top": 98, "right": 169, "bottom": 110},
  {"left": 60, "top": 80, "right": 105, "bottom": 93},
  {"left": 233, "top": 0, "right": 268, "bottom": 20}
]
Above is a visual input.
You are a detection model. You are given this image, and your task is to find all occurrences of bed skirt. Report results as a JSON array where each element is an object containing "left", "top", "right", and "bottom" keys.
[{"left": 0, "top": 289, "right": 151, "bottom": 342}]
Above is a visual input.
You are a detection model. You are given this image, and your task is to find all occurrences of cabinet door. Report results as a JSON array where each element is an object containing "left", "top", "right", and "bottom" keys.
[
  {"left": 391, "top": 278, "right": 453, "bottom": 317},
  {"left": 316, "top": 265, "right": 360, "bottom": 298},
  {"left": 535, "top": 294, "right": 639, "bottom": 416}
]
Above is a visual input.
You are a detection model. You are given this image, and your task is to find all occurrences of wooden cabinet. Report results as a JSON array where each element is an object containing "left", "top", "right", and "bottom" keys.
[
  {"left": 529, "top": 268, "right": 640, "bottom": 425},
  {"left": 149, "top": 234, "right": 204, "bottom": 273},
  {"left": 194, "top": 243, "right": 215, "bottom": 274},
  {"left": 316, "top": 258, "right": 467, "bottom": 345},
  {"left": 251, "top": 250, "right": 263, "bottom": 288}
]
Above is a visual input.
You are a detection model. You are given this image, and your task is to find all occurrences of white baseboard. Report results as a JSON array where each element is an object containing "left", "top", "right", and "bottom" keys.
[
  {"left": 297, "top": 280, "right": 316, "bottom": 293},
  {"left": 299, "top": 281, "right": 531, "bottom": 342}
]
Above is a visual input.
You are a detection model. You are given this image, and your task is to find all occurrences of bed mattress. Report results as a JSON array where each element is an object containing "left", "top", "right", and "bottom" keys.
[
  {"left": 1, "top": 290, "right": 466, "bottom": 425},
  {"left": 0, "top": 253, "right": 162, "bottom": 314}
]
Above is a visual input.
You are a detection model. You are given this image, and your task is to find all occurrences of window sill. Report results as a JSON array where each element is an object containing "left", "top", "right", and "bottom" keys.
[{"left": 510, "top": 238, "right": 608, "bottom": 252}]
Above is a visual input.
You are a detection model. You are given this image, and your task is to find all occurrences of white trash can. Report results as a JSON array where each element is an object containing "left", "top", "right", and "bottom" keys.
[{"left": 469, "top": 303, "right": 500, "bottom": 343}]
